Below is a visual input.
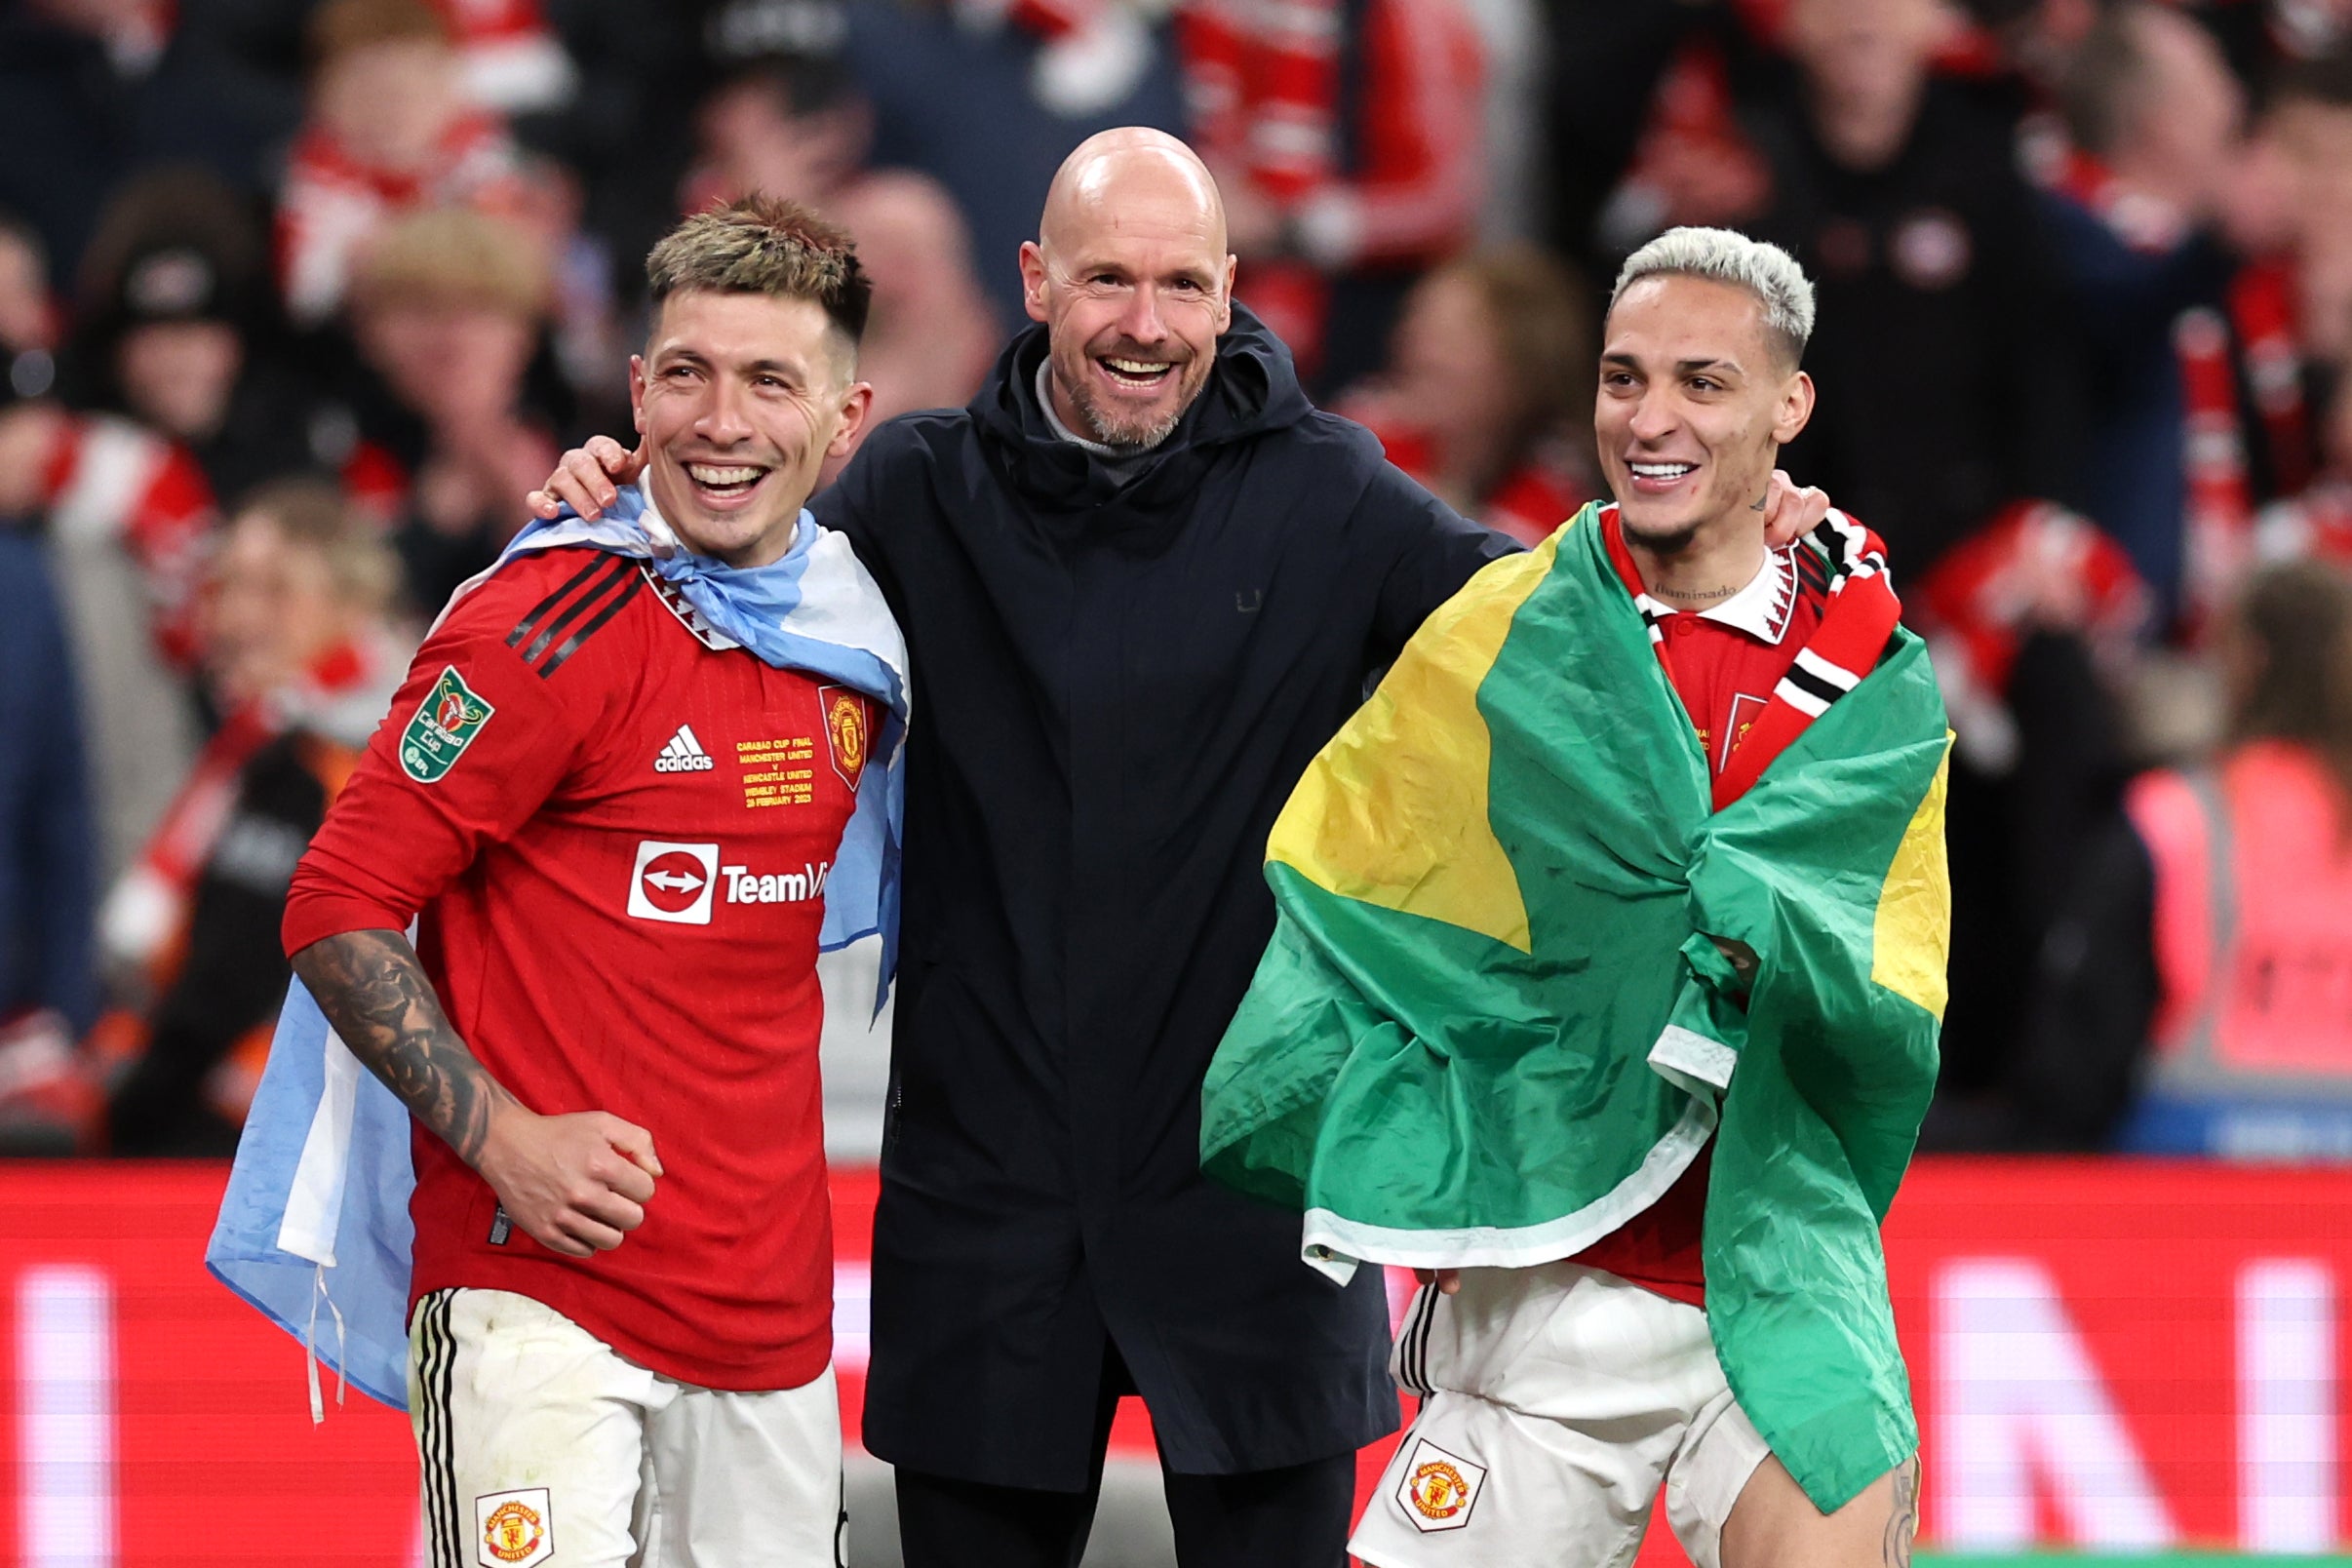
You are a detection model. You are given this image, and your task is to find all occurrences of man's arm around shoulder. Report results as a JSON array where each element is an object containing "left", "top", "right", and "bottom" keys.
[{"left": 1355, "top": 456, "right": 1521, "bottom": 665}]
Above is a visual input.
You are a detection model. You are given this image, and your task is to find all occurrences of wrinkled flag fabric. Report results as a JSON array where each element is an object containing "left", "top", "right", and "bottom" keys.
[{"left": 1199, "top": 501, "right": 1949, "bottom": 1510}]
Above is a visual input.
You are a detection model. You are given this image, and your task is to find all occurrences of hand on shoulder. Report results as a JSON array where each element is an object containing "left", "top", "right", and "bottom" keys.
[{"left": 528, "top": 435, "right": 646, "bottom": 523}]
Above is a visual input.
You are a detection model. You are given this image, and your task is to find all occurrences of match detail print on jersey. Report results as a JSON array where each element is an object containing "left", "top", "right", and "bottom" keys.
[
  {"left": 401, "top": 666, "right": 496, "bottom": 783},
  {"left": 1396, "top": 1437, "right": 1487, "bottom": 1532},
  {"left": 735, "top": 733, "right": 819, "bottom": 809}
]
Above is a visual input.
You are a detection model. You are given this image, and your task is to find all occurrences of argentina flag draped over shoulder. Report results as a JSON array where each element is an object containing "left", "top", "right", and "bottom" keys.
[{"left": 205, "top": 486, "right": 909, "bottom": 1412}]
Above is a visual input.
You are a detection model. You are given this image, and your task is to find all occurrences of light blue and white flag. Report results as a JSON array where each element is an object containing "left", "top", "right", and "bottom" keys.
[{"left": 206, "top": 488, "right": 910, "bottom": 1412}]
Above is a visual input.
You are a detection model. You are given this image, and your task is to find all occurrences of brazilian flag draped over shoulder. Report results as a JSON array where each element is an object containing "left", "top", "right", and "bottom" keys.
[{"left": 1200, "top": 501, "right": 1951, "bottom": 1512}]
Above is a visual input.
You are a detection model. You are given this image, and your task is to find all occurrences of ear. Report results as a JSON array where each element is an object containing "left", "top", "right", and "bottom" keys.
[
  {"left": 629, "top": 354, "right": 648, "bottom": 436},
  {"left": 1214, "top": 254, "right": 1236, "bottom": 333},
  {"left": 1772, "top": 370, "right": 1816, "bottom": 447},
  {"left": 828, "top": 380, "right": 876, "bottom": 459},
  {"left": 1019, "top": 241, "right": 1050, "bottom": 325}
]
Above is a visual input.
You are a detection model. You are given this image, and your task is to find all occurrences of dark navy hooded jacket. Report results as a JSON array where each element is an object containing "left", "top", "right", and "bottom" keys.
[{"left": 812, "top": 304, "right": 1511, "bottom": 1484}]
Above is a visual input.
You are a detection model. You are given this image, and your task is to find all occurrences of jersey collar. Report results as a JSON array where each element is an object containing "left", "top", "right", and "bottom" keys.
[{"left": 1655, "top": 545, "right": 1796, "bottom": 645}]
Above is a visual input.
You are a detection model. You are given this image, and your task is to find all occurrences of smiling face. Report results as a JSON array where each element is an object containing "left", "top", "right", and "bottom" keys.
[
  {"left": 630, "top": 288, "right": 872, "bottom": 568},
  {"left": 1021, "top": 138, "right": 1235, "bottom": 449},
  {"left": 1595, "top": 274, "right": 1814, "bottom": 555},
  {"left": 203, "top": 509, "right": 354, "bottom": 708}
]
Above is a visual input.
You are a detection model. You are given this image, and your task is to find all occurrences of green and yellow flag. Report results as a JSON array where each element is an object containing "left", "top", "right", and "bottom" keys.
[{"left": 1200, "top": 503, "right": 1951, "bottom": 1511}]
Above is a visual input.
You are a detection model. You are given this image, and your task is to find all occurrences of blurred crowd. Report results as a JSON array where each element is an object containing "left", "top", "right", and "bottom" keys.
[{"left": 4, "top": 0, "right": 2352, "bottom": 1157}]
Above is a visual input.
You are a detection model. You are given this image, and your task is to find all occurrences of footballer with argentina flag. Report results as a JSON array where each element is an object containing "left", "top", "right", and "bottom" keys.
[
  {"left": 214, "top": 197, "right": 907, "bottom": 1568},
  {"left": 1202, "top": 229, "right": 1949, "bottom": 1568}
]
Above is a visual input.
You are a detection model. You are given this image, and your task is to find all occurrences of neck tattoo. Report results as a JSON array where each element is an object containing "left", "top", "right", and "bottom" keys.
[{"left": 1651, "top": 580, "right": 1743, "bottom": 605}]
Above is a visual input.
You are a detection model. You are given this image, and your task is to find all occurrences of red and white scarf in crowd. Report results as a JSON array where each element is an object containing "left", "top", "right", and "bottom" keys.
[
  {"left": 276, "top": 113, "right": 528, "bottom": 325},
  {"left": 1916, "top": 498, "right": 2150, "bottom": 691},
  {"left": 1177, "top": 0, "right": 1480, "bottom": 367},
  {"left": 1601, "top": 503, "right": 1905, "bottom": 809},
  {"left": 98, "top": 632, "right": 411, "bottom": 975},
  {"left": 41, "top": 413, "right": 216, "bottom": 669},
  {"left": 955, "top": 0, "right": 1478, "bottom": 364},
  {"left": 2258, "top": 478, "right": 2352, "bottom": 565},
  {"left": 1911, "top": 497, "right": 2150, "bottom": 771},
  {"left": 427, "top": 0, "right": 576, "bottom": 114}
]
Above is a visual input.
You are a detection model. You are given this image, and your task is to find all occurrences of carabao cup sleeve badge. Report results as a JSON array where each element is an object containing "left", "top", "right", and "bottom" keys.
[{"left": 402, "top": 665, "right": 497, "bottom": 783}]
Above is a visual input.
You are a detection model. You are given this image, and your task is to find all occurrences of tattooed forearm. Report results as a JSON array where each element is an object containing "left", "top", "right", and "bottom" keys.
[
  {"left": 292, "top": 930, "right": 518, "bottom": 1166},
  {"left": 1884, "top": 1454, "right": 1919, "bottom": 1568}
]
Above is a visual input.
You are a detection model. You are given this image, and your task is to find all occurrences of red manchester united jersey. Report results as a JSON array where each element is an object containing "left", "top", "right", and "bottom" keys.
[
  {"left": 1571, "top": 516, "right": 1828, "bottom": 1308},
  {"left": 285, "top": 546, "right": 875, "bottom": 1392}
]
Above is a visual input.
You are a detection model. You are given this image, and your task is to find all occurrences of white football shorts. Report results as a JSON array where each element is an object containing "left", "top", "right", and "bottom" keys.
[
  {"left": 409, "top": 1287, "right": 844, "bottom": 1568},
  {"left": 1351, "top": 1262, "right": 1771, "bottom": 1568}
]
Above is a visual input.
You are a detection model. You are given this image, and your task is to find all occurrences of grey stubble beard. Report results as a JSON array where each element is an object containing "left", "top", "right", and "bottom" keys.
[{"left": 1069, "top": 374, "right": 1184, "bottom": 451}]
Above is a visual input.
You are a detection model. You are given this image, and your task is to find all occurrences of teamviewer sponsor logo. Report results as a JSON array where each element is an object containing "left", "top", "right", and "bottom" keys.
[
  {"left": 627, "top": 840, "right": 720, "bottom": 923},
  {"left": 722, "top": 861, "right": 831, "bottom": 904},
  {"left": 653, "top": 724, "right": 715, "bottom": 773}
]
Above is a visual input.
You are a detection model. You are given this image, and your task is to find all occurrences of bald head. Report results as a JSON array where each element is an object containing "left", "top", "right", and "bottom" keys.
[
  {"left": 1020, "top": 127, "right": 1236, "bottom": 451},
  {"left": 1039, "top": 128, "right": 1228, "bottom": 261}
]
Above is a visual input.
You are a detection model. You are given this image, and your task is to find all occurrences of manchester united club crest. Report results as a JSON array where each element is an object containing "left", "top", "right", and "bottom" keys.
[
  {"left": 1395, "top": 1438, "right": 1487, "bottom": 1533},
  {"left": 1720, "top": 690, "right": 1768, "bottom": 774},
  {"left": 475, "top": 1487, "right": 553, "bottom": 1568},
  {"left": 819, "top": 685, "right": 869, "bottom": 790}
]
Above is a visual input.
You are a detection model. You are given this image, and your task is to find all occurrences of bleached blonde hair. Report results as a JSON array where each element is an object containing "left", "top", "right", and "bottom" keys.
[{"left": 1609, "top": 227, "right": 1815, "bottom": 370}]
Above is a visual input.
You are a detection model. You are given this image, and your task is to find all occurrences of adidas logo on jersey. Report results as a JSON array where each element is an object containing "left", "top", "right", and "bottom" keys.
[{"left": 654, "top": 724, "right": 715, "bottom": 773}]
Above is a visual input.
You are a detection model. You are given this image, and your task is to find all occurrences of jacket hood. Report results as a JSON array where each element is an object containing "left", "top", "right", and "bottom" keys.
[{"left": 969, "top": 300, "right": 1314, "bottom": 513}]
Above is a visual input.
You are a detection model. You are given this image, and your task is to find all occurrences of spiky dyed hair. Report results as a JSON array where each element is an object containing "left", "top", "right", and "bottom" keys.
[
  {"left": 646, "top": 193, "right": 872, "bottom": 346},
  {"left": 1610, "top": 226, "right": 1815, "bottom": 371}
]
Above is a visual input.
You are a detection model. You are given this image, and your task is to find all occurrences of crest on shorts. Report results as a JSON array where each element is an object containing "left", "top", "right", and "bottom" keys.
[
  {"left": 402, "top": 666, "right": 495, "bottom": 783},
  {"left": 1396, "top": 1438, "right": 1487, "bottom": 1533},
  {"left": 476, "top": 1487, "right": 554, "bottom": 1568},
  {"left": 820, "top": 685, "right": 869, "bottom": 789}
]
